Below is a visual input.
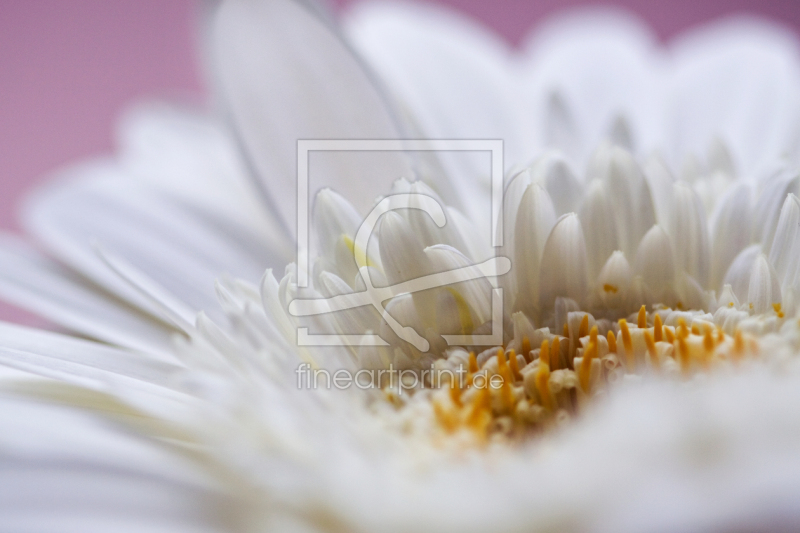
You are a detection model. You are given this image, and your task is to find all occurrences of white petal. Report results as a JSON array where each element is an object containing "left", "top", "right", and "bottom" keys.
[
  {"left": 523, "top": 10, "right": 661, "bottom": 161},
  {"left": 23, "top": 167, "right": 282, "bottom": 324},
  {"left": 671, "top": 182, "right": 710, "bottom": 287},
  {"left": 642, "top": 153, "right": 675, "bottom": 229},
  {"left": 539, "top": 214, "right": 589, "bottom": 311},
  {"left": 0, "top": 233, "right": 179, "bottom": 359},
  {"left": 512, "top": 184, "right": 557, "bottom": 316},
  {"left": 596, "top": 251, "right": 632, "bottom": 310},
  {"left": 751, "top": 167, "right": 799, "bottom": 246},
  {"left": 668, "top": 18, "right": 800, "bottom": 175},
  {"left": 0, "top": 395, "right": 226, "bottom": 533},
  {"left": 117, "top": 102, "right": 281, "bottom": 241},
  {"left": 634, "top": 225, "right": 677, "bottom": 304},
  {"left": 530, "top": 151, "right": 582, "bottom": 216},
  {"left": 211, "top": 0, "right": 413, "bottom": 235},
  {"left": 747, "top": 254, "right": 782, "bottom": 314},
  {"left": 769, "top": 194, "right": 800, "bottom": 293},
  {"left": 724, "top": 244, "right": 762, "bottom": 304},
  {"left": 313, "top": 188, "right": 362, "bottom": 261},
  {"left": 709, "top": 183, "right": 754, "bottom": 290},
  {"left": 345, "top": 2, "right": 525, "bottom": 192},
  {"left": 579, "top": 179, "right": 619, "bottom": 279}
]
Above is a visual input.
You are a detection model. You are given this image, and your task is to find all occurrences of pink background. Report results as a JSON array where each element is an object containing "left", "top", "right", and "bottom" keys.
[{"left": 1, "top": 0, "right": 799, "bottom": 324}]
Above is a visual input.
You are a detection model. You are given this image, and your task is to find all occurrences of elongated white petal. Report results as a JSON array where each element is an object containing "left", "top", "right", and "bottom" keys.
[
  {"left": 395, "top": 180, "right": 470, "bottom": 253},
  {"left": 769, "top": 194, "right": 800, "bottom": 292},
  {"left": 0, "top": 395, "right": 227, "bottom": 533},
  {"left": 579, "top": 179, "right": 619, "bottom": 279},
  {"left": 523, "top": 10, "right": 659, "bottom": 160},
  {"left": 598, "top": 146, "right": 652, "bottom": 256},
  {"left": 23, "top": 167, "right": 280, "bottom": 324},
  {"left": 747, "top": 254, "right": 782, "bottom": 314},
  {"left": 513, "top": 184, "right": 557, "bottom": 316},
  {"left": 212, "top": 0, "right": 413, "bottom": 235},
  {"left": 709, "top": 183, "right": 753, "bottom": 289},
  {"left": 643, "top": 153, "right": 675, "bottom": 229},
  {"left": 539, "top": 214, "right": 589, "bottom": 310},
  {"left": 723, "top": 245, "right": 762, "bottom": 308},
  {"left": 425, "top": 245, "right": 493, "bottom": 326},
  {"left": 117, "top": 102, "right": 280, "bottom": 242},
  {"left": 0, "top": 235, "right": 178, "bottom": 359},
  {"left": 634, "top": 225, "right": 677, "bottom": 304},
  {"left": 751, "top": 168, "right": 799, "bottom": 246},
  {"left": 379, "top": 212, "right": 436, "bottom": 327},
  {"left": 717, "top": 284, "right": 740, "bottom": 309},
  {"left": 671, "top": 182, "right": 710, "bottom": 287},
  {"left": 530, "top": 151, "right": 582, "bottom": 216},
  {"left": 669, "top": 18, "right": 800, "bottom": 175},
  {"left": 543, "top": 91, "right": 580, "bottom": 160},
  {"left": 313, "top": 188, "right": 362, "bottom": 261},
  {"left": 707, "top": 136, "right": 736, "bottom": 177},
  {"left": 596, "top": 251, "right": 632, "bottom": 310}
]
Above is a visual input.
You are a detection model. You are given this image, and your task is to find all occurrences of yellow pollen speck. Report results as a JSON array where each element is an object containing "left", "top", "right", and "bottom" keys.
[
  {"left": 603, "top": 284, "right": 619, "bottom": 293},
  {"left": 773, "top": 303, "right": 785, "bottom": 318},
  {"left": 728, "top": 302, "right": 734, "bottom": 308}
]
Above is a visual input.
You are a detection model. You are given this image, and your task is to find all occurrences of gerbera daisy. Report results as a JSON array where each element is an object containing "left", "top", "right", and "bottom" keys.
[{"left": 1, "top": 1, "right": 800, "bottom": 531}]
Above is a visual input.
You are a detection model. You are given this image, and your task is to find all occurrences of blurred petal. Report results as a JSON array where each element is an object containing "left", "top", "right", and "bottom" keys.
[{"left": 212, "top": 0, "right": 414, "bottom": 234}]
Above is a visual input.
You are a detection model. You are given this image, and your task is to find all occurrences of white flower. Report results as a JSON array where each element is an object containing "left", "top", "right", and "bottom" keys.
[{"left": 1, "top": 1, "right": 800, "bottom": 531}]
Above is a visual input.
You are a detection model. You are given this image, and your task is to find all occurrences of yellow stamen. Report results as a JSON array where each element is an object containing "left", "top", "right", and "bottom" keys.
[
  {"left": 521, "top": 336, "right": 532, "bottom": 363},
  {"left": 468, "top": 351, "right": 478, "bottom": 374},
  {"left": 678, "top": 336, "right": 690, "bottom": 374},
  {"left": 733, "top": 329, "right": 745, "bottom": 359},
  {"left": 589, "top": 325, "right": 598, "bottom": 347},
  {"left": 664, "top": 326, "right": 675, "bottom": 343},
  {"left": 579, "top": 314, "right": 589, "bottom": 338},
  {"left": 579, "top": 341, "right": 597, "bottom": 393},
  {"left": 508, "top": 349, "right": 522, "bottom": 382},
  {"left": 535, "top": 363, "right": 555, "bottom": 411},
  {"left": 551, "top": 336, "right": 561, "bottom": 371},
  {"left": 563, "top": 323, "right": 569, "bottom": 337},
  {"left": 449, "top": 381, "right": 462, "bottom": 407},
  {"left": 618, "top": 319, "right": 634, "bottom": 370},
  {"left": 540, "top": 340, "right": 550, "bottom": 368},
  {"left": 678, "top": 318, "right": 689, "bottom": 339},
  {"left": 653, "top": 314, "right": 663, "bottom": 342},
  {"left": 445, "top": 287, "right": 475, "bottom": 335},
  {"left": 607, "top": 330, "right": 617, "bottom": 353},
  {"left": 637, "top": 305, "right": 647, "bottom": 328},
  {"left": 644, "top": 329, "right": 659, "bottom": 369}
]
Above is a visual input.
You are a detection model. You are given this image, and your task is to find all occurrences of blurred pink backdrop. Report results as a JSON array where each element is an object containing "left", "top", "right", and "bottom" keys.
[{"left": 1, "top": 0, "right": 799, "bottom": 324}]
